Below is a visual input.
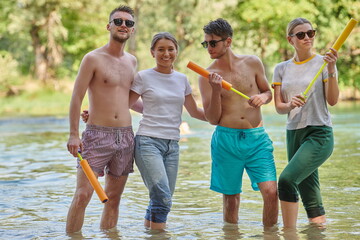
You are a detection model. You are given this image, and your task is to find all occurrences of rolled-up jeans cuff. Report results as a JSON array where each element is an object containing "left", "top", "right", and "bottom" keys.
[{"left": 145, "top": 209, "right": 168, "bottom": 223}]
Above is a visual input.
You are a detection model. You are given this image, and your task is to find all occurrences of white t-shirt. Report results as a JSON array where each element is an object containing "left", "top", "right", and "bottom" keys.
[
  {"left": 272, "top": 54, "right": 334, "bottom": 130},
  {"left": 131, "top": 68, "right": 192, "bottom": 140}
]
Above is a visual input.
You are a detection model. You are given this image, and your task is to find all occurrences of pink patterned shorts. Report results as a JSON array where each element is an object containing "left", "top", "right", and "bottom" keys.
[{"left": 78, "top": 124, "right": 135, "bottom": 177}]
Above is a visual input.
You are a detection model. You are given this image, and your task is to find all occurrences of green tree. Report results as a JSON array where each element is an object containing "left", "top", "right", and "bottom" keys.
[
  {"left": 8, "top": 0, "right": 69, "bottom": 84},
  {"left": 1, "top": 0, "right": 110, "bottom": 84},
  {"left": 227, "top": 0, "right": 360, "bottom": 98},
  {"left": 127, "top": 0, "right": 227, "bottom": 83},
  {"left": 0, "top": 51, "right": 20, "bottom": 97},
  {"left": 228, "top": 0, "right": 317, "bottom": 68},
  {"left": 1, "top": 0, "right": 358, "bottom": 100}
]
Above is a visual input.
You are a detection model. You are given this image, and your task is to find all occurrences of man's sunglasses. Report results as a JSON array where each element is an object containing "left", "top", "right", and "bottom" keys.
[
  {"left": 109, "top": 18, "right": 135, "bottom": 28},
  {"left": 201, "top": 38, "right": 227, "bottom": 48},
  {"left": 289, "top": 29, "right": 316, "bottom": 40}
]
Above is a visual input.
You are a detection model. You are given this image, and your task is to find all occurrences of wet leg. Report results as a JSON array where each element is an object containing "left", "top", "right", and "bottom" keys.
[
  {"left": 100, "top": 174, "right": 128, "bottom": 229},
  {"left": 223, "top": 194, "right": 240, "bottom": 224},
  {"left": 258, "top": 181, "right": 278, "bottom": 227},
  {"left": 66, "top": 169, "right": 95, "bottom": 233}
]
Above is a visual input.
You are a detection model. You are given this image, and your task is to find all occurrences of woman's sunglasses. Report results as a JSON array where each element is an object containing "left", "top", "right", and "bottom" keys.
[
  {"left": 289, "top": 30, "right": 316, "bottom": 40},
  {"left": 201, "top": 38, "right": 227, "bottom": 48},
  {"left": 109, "top": 18, "right": 135, "bottom": 28}
]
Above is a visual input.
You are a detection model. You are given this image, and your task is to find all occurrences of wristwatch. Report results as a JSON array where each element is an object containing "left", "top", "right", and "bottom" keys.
[{"left": 328, "top": 72, "right": 336, "bottom": 78}]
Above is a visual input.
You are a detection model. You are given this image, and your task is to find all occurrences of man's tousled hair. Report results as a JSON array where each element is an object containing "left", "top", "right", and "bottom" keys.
[
  {"left": 109, "top": 5, "right": 135, "bottom": 21},
  {"left": 203, "top": 18, "right": 233, "bottom": 38}
]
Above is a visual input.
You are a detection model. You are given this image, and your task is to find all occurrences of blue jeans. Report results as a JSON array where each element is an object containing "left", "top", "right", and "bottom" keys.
[{"left": 135, "top": 135, "right": 179, "bottom": 223}]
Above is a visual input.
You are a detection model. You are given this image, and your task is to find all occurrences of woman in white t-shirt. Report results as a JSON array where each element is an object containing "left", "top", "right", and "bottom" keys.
[
  {"left": 272, "top": 18, "right": 339, "bottom": 228},
  {"left": 129, "top": 32, "right": 206, "bottom": 230}
]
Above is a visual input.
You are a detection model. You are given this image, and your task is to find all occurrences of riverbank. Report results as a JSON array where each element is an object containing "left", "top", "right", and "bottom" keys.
[
  {"left": 0, "top": 83, "right": 359, "bottom": 117},
  {"left": 0, "top": 89, "right": 73, "bottom": 117}
]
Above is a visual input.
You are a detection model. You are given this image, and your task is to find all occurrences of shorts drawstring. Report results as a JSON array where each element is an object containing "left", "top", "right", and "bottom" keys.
[
  {"left": 239, "top": 132, "right": 246, "bottom": 140},
  {"left": 116, "top": 130, "right": 121, "bottom": 144}
]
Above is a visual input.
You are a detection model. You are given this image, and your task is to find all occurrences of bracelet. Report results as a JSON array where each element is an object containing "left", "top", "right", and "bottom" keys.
[{"left": 328, "top": 72, "right": 336, "bottom": 78}]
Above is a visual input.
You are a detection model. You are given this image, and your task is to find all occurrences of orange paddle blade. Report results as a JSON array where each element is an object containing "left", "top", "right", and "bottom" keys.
[
  {"left": 78, "top": 153, "right": 108, "bottom": 203},
  {"left": 187, "top": 61, "right": 232, "bottom": 90}
]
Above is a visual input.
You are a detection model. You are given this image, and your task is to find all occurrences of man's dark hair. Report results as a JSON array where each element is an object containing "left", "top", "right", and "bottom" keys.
[
  {"left": 203, "top": 18, "right": 233, "bottom": 38},
  {"left": 109, "top": 5, "right": 135, "bottom": 21}
]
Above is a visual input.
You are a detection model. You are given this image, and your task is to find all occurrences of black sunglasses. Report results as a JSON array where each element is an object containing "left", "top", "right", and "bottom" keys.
[
  {"left": 201, "top": 38, "right": 227, "bottom": 48},
  {"left": 289, "top": 29, "right": 316, "bottom": 40},
  {"left": 109, "top": 18, "right": 135, "bottom": 28}
]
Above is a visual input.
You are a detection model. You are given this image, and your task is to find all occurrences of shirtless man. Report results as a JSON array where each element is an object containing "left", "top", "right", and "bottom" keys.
[
  {"left": 198, "top": 18, "right": 278, "bottom": 227},
  {"left": 66, "top": 5, "right": 137, "bottom": 233}
]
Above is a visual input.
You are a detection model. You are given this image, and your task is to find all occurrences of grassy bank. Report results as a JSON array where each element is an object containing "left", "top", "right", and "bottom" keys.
[
  {"left": 0, "top": 83, "right": 358, "bottom": 118},
  {"left": 0, "top": 88, "right": 88, "bottom": 117}
]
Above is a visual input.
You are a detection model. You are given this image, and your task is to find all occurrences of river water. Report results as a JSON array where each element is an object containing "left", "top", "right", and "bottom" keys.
[{"left": 0, "top": 103, "right": 359, "bottom": 240}]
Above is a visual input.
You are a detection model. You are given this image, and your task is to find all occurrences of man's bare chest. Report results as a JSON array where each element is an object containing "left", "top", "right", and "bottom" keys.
[
  {"left": 94, "top": 64, "right": 134, "bottom": 87},
  {"left": 220, "top": 69, "right": 256, "bottom": 92}
]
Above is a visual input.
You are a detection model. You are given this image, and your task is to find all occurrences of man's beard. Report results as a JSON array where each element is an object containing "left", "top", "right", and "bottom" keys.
[
  {"left": 213, "top": 49, "right": 227, "bottom": 59},
  {"left": 112, "top": 34, "right": 129, "bottom": 43}
]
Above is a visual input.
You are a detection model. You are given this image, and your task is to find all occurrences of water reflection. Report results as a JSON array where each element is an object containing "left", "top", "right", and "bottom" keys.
[
  {"left": 66, "top": 231, "right": 87, "bottom": 240},
  {"left": 143, "top": 229, "right": 173, "bottom": 240},
  {"left": 262, "top": 226, "right": 281, "bottom": 240},
  {"left": 222, "top": 223, "right": 243, "bottom": 239},
  {"left": 281, "top": 224, "right": 326, "bottom": 240}
]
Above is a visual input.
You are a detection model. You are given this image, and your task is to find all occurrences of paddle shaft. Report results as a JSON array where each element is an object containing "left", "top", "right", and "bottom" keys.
[
  {"left": 78, "top": 153, "right": 108, "bottom": 203},
  {"left": 187, "top": 61, "right": 250, "bottom": 100},
  {"left": 303, "top": 18, "right": 358, "bottom": 97}
]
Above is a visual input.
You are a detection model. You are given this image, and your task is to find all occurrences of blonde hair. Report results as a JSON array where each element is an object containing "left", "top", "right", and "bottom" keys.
[{"left": 287, "top": 18, "right": 313, "bottom": 36}]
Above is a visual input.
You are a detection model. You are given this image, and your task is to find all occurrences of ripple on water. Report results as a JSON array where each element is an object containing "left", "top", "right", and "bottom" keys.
[{"left": 0, "top": 109, "right": 360, "bottom": 239}]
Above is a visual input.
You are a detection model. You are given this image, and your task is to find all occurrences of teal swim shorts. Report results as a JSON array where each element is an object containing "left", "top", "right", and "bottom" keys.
[{"left": 210, "top": 126, "right": 276, "bottom": 195}]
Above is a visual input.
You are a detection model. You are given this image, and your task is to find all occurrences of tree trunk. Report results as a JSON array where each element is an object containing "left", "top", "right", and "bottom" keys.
[
  {"left": 30, "top": 25, "right": 48, "bottom": 84},
  {"left": 128, "top": 0, "right": 142, "bottom": 58}
]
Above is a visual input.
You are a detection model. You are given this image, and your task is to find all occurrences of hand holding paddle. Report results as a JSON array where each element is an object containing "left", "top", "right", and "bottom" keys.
[
  {"left": 302, "top": 18, "right": 358, "bottom": 98},
  {"left": 187, "top": 61, "right": 250, "bottom": 100}
]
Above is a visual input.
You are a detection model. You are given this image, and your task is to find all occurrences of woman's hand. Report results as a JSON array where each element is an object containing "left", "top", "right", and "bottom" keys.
[
  {"left": 289, "top": 94, "right": 306, "bottom": 109},
  {"left": 81, "top": 110, "right": 89, "bottom": 123},
  {"left": 324, "top": 47, "right": 338, "bottom": 73}
]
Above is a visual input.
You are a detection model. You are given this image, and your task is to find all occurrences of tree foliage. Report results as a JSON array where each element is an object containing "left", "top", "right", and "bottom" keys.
[
  {"left": 0, "top": 51, "right": 20, "bottom": 97},
  {"left": 0, "top": 0, "right": 359, "bottom": 98},
  {"left": 227, "top": 0, "right": 360, "bottom": 96}
]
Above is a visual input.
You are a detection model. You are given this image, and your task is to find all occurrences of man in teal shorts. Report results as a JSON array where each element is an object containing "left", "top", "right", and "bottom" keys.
[{"left": 198, "top": 18, "right": 278, "bottom": 227}]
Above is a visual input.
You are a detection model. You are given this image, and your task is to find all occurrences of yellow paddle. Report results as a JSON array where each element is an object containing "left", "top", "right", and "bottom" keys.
[{"left": 302, "top": 18, "right": 358, "bottom": 98}]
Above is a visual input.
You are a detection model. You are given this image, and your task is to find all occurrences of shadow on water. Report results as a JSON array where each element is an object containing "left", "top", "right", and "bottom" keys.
[{"left": 0, "top": 103, "right": 360, "bottom": 239}]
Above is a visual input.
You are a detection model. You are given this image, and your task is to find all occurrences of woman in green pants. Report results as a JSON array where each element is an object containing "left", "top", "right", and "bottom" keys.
[{"left": 272, "top": 17, "right": 339, "bottom": 228}]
